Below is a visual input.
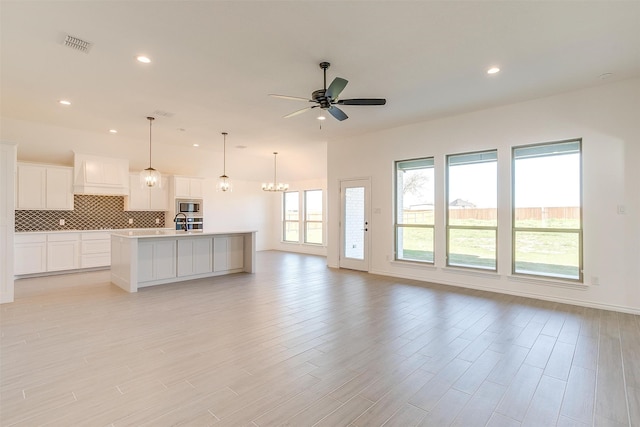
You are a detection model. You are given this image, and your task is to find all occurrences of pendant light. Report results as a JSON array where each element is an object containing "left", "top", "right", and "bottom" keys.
[
  {"left": 217, "top": 132, "right": 232, "bottom": 192},
  {"left": 140, "top": 116, "right": 162, "bottom": 188},
  {"left": 262, "top": 152, "right": 289, "bottom": 192}
]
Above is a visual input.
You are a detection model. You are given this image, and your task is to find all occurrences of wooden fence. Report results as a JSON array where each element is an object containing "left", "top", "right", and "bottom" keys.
[{"left": 402, "top": 207, "right": 580, "bottom": 223}]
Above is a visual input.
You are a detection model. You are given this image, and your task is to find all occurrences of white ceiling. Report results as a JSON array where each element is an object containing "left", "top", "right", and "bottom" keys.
[{"left": 1, "top": 1, "right": 639, "bottom": 181}]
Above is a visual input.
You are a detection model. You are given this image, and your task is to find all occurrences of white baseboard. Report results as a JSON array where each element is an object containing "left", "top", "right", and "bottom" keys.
[{"left": 369, "top": 268, "right": 640, "bottom": 315}]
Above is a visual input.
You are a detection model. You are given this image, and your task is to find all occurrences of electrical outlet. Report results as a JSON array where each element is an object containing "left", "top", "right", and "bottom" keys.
[
  {"left": 617, "top": 205, "right": 626, "bottom": 215},
  {"left": 155, "top": 218, "right": 160, "bottom": 224},
  {"left": 59, "top": 219, "right": 65, "bottom": 226},
  {"left": 128, "top": 218, "right": 133, "bottom": 224},
  {"left": 592, "top": 276, "right": 600, "bottom": 286}
]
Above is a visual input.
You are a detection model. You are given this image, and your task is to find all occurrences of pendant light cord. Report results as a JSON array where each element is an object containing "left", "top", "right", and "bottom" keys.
[
  {"left": 147, "top": 116, "right": 155, "bottom": 168},
  {"left": 222, "top": 132, "right": 227, "bottom": 175},
  {"left": 273, "top": 152, "right": 278, "bottom": 185}
]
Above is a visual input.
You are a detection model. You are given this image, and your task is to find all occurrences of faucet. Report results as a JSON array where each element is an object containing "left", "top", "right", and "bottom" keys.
[{"left": 173, "top": 213, "right": 188, "bottom": 231}]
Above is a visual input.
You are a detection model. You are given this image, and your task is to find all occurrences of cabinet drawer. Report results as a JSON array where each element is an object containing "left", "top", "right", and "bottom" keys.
[
  {"left": 15, "top": 234, "right": 47, "bottom": 244},
  {"left": 81, "top": 240, "right": 110, "bottom": 254},
  {"left": 81, "top": 253, "right": 110, "bottom": 268},
  {"left": 48, "top": 233, "right": 80, "bottom": 242},
  {"left": 81, "top": 232, "right": 111, "bottom": 240}
]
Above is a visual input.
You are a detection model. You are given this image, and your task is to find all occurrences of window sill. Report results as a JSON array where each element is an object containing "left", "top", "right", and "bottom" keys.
[
  {"left": 441, "top": 266, "right": 501, "bottom": 280},
  {"left": 508, "top": 275, "right": 588, "bottom": 290},
  {"left": 390, "top": 260, "right": 437, "bottom": 270}
]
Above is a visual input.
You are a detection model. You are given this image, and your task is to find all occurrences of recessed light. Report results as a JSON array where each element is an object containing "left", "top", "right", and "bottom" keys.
[
  {"left": 136, "top": 55, "right": 151, "bottom": 64},
  {"left": 58, "top": 100, "right": 71, "bottom": 105},
  {"left": 487, "top": 67, "right": 500, "bottom": 75},
  {"left": 192, "top": 143, "right": 199, "bottom": 147},
  {"left": 317, "top": 116, "right": 326, "bottom": 121},
  {"left": 109, "top": 129, "right": 118, "bottom": 134}
]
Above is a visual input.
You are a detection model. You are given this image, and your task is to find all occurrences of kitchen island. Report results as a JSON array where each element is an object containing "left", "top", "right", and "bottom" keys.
[{"left": 110, "top": 230, "right": 256, "bottom": 292}]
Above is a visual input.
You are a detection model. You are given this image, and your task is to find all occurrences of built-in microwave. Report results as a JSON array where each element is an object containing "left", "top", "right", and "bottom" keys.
[{"left": 176, "top": 199, "right": 202, "bottom": 215}]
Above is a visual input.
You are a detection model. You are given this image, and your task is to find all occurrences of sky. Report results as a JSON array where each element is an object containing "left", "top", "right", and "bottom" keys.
[{"left": 401, "top": 153, "right": 581, "bottom": 209}]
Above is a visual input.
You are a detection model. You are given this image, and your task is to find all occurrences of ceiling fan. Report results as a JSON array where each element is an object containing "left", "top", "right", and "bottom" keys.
[{"left": 269, "top": 62, "right": 386, "bottom": 121}]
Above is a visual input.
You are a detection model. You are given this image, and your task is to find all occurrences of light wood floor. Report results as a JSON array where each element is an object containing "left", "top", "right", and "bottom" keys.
[{"left": 1, "top": 251, "right": 639, "bottom": 426}]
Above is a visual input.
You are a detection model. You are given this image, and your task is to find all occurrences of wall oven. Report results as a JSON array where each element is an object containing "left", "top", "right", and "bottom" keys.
[
  {"left": 176, "top": 199, "right": 202, "bottom": 215},
  {"left": 174, "top": 217, "right": 203, "bottom": 231}
]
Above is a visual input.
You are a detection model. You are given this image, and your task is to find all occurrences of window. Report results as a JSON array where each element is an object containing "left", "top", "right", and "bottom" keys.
[
  {"left": 395, "top": 158, "right": 435, "bottom": 262},
  {"left": 282, "top": 189, "right": 324, "bottom": 245},
  {"left": 304, "top": 190, "right": 323, "bottom": 244},
  {"left": 513, "top": 140, "right": 582, "bottom": 281},
  {"left": 283, "top": 191, "right": 299, "bottom": 242},
  {"left": 446, "top": 150, "right": 498, "bottom": 270}
]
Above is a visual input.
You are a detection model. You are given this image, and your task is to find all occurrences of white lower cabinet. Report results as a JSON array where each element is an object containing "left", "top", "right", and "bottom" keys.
[
  {"left": 138, "top": 239, "right": 177, "bottom": 283},
  {"left": 81, "top": 232, "right": 111, "bottom": 268},
  {"left": 213, "top": 236, "right": 244, "bottom": 272},
  {"left": 14, "top": 234, "right": 47, "bottom": 275},
  {"left": 177, "top": 237, "right": 212, "bottom": 277},
  {"left": 15, "top": 231, "right": 113, "bottom": 275},
  {"left": 46, "top": 233, "right": 80, "bottom": 271}
]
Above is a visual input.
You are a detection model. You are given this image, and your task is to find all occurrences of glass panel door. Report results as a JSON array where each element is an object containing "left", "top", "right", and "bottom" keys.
[{"left": 340, "top": 179, "right": 370, "bottom": 271}]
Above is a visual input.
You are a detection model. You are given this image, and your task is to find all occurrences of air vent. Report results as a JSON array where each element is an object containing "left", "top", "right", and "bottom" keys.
[
  {"left": 63, "top": 35, "right": 92, "bottom": 53},
  {"left": 152, "top": 110, "right": 175, "bottom": 118}
]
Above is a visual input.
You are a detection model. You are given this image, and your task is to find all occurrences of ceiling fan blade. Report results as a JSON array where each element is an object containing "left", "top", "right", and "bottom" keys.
[
  {"left": 283, "top": 105, "right": 316, "bottom": 118},
  {"left": 269, "top": 94, "right": 313, "bottom": 102},
  {"left": 328, "top": 106, "right": 348, "bottom": 121},
  {"left": 326, "top": 77, "right": 348, "bottom": 100},
  {"left": 336, "top": 98, "right": 387, "bottom": 106}
]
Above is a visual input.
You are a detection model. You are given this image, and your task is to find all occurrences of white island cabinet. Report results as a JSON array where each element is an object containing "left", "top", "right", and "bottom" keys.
[
  {"left": 177, "top": 237, "right": 212, "bottom": 277},
  {"left": 110, "top": 230, "right": 256, "bottom": 292}
]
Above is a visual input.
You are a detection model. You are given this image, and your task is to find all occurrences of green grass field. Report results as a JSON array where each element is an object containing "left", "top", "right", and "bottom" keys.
[{"left": 398, "top": 221, "right": 580, "bottom": 278}]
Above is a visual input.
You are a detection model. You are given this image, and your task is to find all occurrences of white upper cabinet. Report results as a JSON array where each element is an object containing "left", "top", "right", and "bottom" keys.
[
  {"left": 46, "top": 167, "right": 74, "bottom": 209},
  {"left": 149, "top": 177, "right": 169, "bottom": 210},
  {"left": 17, "top": 163, "right": 73, "bottom": 210},
  {"left": 173, "top": 176, "right": 203, "bottom": 199},
  {"left": 126, "top": 175, "right": 169, "bottom": 211}
]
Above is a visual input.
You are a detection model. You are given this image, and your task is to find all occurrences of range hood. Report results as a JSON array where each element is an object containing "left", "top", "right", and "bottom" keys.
[{"left": 73, "top": 152, "right": 129, "bottom": 196}]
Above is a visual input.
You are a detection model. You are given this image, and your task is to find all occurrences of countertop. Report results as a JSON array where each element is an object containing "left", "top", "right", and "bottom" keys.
[
  {"left": 16, "top": 228, "right": 174, "bottom": 235},
  {"left": 111, "top": 229, "right": 257, "bottom": 238}
]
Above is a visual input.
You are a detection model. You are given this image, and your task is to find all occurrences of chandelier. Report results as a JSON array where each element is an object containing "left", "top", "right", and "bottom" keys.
[{"left": 262, "top": 152, "right": 289, "bottom": 192}]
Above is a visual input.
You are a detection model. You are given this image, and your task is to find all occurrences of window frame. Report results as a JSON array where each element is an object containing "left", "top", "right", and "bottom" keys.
[
  {"left": 303, "top": 189, "right": 323, "bottom": 245},
  {"left": 445, "top": 149, "right": 498, "bottom": 271},
  {"left": 511, "top": 139, "right": 583, "bottom": 282},
  {"left": 394, "top": 157, "right": 435, "bottom": 264},
  {"left": 282, "top": 191, "right": 300, "bottom": 243}
]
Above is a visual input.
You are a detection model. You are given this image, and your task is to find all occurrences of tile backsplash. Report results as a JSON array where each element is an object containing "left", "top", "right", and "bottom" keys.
[{"left": 15, "top": 195, "right": 165, "bottom": 232}]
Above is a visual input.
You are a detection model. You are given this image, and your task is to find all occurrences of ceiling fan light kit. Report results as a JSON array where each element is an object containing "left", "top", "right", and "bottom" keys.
[{"left": 270, "top": 61, "right": 386, "bottom": 121}]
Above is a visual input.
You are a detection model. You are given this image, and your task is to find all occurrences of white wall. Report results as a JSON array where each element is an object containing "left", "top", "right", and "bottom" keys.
[
  {"left": 0, "top": 142, "right": 17, "bottom": 303},
  {"left": 202, "top": 179, "right": 276, "bottom": 251},
  {"left": 270, "top": 178, "right": 328, "bottom": 256},
  {"left": 328, "top": 78, "right": 640, "bottom": 314}
]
